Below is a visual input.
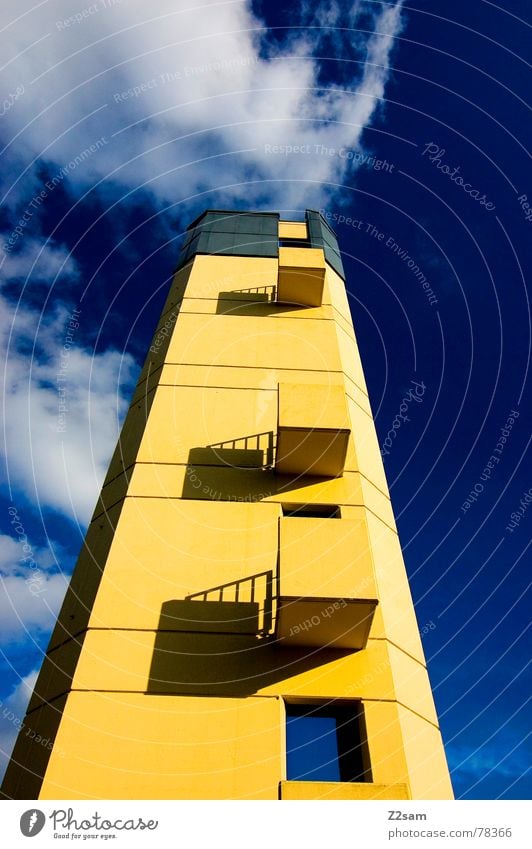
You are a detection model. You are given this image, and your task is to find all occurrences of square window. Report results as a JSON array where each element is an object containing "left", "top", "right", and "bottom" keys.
[{"left": 285, "top": 701, "right": 370, "bottom": 782}]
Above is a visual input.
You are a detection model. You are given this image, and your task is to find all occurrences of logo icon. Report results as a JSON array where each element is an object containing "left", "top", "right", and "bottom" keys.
[{"left": 20, "top": 810, "right": 46, "bottom": 837}]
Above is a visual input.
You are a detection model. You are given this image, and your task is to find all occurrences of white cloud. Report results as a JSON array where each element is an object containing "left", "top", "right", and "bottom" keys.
[
  {"left": 0, "top": 0, "right": 404, "bottom": 212},
  {"left": 0, "top": 299, "right": 138, "bottom": 523},
  {"left": 0, "top": 247, "right": 138, "bottom": 524},
  {"left": 0, "top": 669, "right": 39, "bottom": 782},
  {"left": 0, "top": 572, "right": 68, "bottom": 644},
  {"left": 0, "top": 532, "right": 57, "bottom": 576},
  {"left": 0, "top": 237, "right": 78, "bottom": 283},
  {"left": 0, "top": 534, "right": 22, "bottom": 571},
  {"left": 0, "top": 528, "right": 72, "bottom": 645},
  {"left": 448, "top": 742, "right": 530, "bottom": 780}
]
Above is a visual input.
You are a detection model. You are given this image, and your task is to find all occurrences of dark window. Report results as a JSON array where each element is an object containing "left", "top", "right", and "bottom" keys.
[
  {"left": 282, "top": 503, "right": 341, "bottom": 518},
  {"left": 278, "top": 238, "right": 311, "bottom": 248},
  {"left": 285, "top": 701, "right": 370, "bottom": 782}
]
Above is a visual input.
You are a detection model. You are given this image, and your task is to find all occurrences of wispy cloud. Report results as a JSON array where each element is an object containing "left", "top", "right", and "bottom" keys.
[
  {"left": 0, "top": 248, "right": 138, "bottom": 523},
  {"left": 0, "top": 301, "right": 139, "bottom": 523},
  {"left": 0, "top": 0, "right": 404, "bottom": 212},
  {"left": 448, "top": 740, "right": 531, "bottom": 784},
  {"left": 0, "top": 237, "right": 78, "bottom": 283},
  {"left": 0, "top": 571, "right": 68, "bottom": 645},
  {"left": 0, "top": 669, "right": 39, "bottom": 782},
  {"left": 0, "top": 509, "right": 71, "bottom": 647}
]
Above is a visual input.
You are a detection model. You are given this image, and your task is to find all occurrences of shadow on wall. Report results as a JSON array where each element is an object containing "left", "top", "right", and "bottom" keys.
[
  {"left": 146, "top": 614, "right": 351, "bottom": 697},
  {"left": 146, "top": 570, "right": 352, "bottom": 697},
  {"left": 182, "top": 445, "right": 343, "bottom": 502},
  {"left": 216, "top": 286, "right": 302, "bottom": 316},
  {"left": 184, "top": 570, "right": 275, "bottom": 634},
  {"left": 187, "top": 431, "right": 275, "bottom": 472}
]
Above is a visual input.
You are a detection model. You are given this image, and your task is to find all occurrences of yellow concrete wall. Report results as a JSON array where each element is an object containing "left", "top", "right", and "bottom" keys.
[
  {"left": 39, "top": 693, "right": 282, "bottom": 800},
  {"left": 279, "top": 515, "right": 377, "bottom": 600},
  {"left": 279, "top": 221, "right": 307, "bottom": 240},
  {"left": 397, "top": 704, "right": 454, "bottom": 799},
  {"left": 88, "top": 499, "right": 279, "bottom": 630},
  {"left": 166, "top": 313, "right": 344, "bottom": 372},
  {"left": 60, "top": 630, "right": 396, "bottom": 700}
]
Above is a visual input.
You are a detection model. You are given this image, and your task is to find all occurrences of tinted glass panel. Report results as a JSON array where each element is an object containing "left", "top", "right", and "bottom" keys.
[
  {"left": 176, "top": 211, "right": 279, "bottom": 267},
  {"left": 306, "top": 210, "right": 345, "bottom": 279}
]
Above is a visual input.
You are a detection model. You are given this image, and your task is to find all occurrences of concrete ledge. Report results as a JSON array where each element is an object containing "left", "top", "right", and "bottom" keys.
[{"left": 279, "top": 780, "right": 410, "bottom": 800}]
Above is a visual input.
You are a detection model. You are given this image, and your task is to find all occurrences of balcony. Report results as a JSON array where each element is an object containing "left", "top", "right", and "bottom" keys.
[
  {"left": 275, "top": 515, "right": 378, "bottom": 650},
  {"left": 275, "top": 383, "right": 351, "bottom": 477},
  {"left": 153, "top": 515, "right": 377, "bottom": 653},
  {"left": 276, "top": 597, "right": 376, "bottom": 650},
  {"left": 277, "top": 247, "right": 326, "bottom": 307}
]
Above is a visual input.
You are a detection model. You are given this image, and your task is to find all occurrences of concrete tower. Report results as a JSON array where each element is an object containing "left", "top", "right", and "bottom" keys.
[{"left": 2, "top": 210, "right": 453, "bottom": 800}]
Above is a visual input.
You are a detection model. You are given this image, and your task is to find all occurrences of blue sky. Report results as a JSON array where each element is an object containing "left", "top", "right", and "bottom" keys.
[{"left": 0, "top": 0, "right": 530, "bottom": 799}]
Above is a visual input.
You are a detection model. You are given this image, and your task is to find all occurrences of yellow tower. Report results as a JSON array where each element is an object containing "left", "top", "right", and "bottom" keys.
[{"left": 2, "top": 210, "right": 453, "bottom": 800}]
